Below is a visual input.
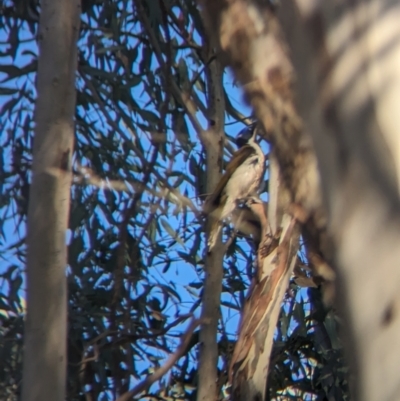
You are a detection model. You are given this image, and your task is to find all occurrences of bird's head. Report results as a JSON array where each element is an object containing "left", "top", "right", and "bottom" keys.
[{"left": 235, "top": 122, "right": 258, "bottom": 148}]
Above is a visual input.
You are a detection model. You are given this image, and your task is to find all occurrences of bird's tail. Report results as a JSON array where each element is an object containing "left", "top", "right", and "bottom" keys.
[{"left": 207, "top": 220, "right": 222, "bottom": 252}]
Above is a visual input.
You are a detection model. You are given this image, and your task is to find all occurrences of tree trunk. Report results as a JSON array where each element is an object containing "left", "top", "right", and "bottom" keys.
[
  {"left": 21, "top": 2, "right": 80, "bottom": 401},
  {"left": 277, "top": 2, "right": 400, "bottom": 400},
  {"left": 197, "top": 53, "right": 226, "bottom": 401}
]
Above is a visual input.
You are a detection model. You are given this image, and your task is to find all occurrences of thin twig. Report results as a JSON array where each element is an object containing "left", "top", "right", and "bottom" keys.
[
  {"left": 133, "top": 0, "right": 206, "bottom": 138},
  {"left": 114, "top": 318, "right": 204, "bottom": 401},
  {"left": 73, "top": 164, "right": 199, "bottom": 215}
]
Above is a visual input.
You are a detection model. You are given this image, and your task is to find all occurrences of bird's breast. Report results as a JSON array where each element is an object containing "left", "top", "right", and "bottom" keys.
[{"left": 223, "top": 155, "right": 264, "bottom": 200}]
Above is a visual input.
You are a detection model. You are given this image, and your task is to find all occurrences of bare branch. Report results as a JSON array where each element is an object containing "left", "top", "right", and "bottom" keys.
[{"left": 114, "top": 319, "right": 203, "bottom": 401}]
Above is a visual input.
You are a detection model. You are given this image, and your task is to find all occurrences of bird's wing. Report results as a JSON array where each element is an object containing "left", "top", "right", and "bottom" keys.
[{"left": 203, "top": 144, "right": 256, "bottom": 214}]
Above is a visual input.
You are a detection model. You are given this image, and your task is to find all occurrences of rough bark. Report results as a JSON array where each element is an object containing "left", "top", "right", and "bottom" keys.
[
  {"left": 196, "top": 54, "right": 226, "bottom": 401},
  {"left": 21, "top": 2, "right": 81, "bottom": 401}
]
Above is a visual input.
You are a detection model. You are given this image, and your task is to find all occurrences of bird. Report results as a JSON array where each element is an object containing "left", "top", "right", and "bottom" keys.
[
  {"left": 203, "top": 123, "right": 266, "bottom": 251},
  {"left": 231, "top": 197, "right": 269, "bottom": 249}
]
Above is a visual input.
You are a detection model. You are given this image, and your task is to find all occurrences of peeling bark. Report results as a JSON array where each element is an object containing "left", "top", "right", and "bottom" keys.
[
  {"left": 230, "top": 216, "right": 300, "bottom": 401},
  {"left": 228, "top": 147, "right": 300, "bottom": 401}
]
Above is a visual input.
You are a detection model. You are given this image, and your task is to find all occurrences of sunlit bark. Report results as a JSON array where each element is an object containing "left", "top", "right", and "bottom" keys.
[
  {"left": 278, "top": 2, "right": 400, "bottom": 400},
  {"left": 21, "top": 1, "right": 80, "bottom": 401}
]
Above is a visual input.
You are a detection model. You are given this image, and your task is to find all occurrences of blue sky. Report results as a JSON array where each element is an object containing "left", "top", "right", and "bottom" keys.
[
  {"left": 0, "top": 10, "right": 315, "bottom": 398},
  {"left": 0, "top": 3, "right": 279, "bottom": 330},
  {"left": 0, "top": 12, "right": 257, "bottom": 349}
]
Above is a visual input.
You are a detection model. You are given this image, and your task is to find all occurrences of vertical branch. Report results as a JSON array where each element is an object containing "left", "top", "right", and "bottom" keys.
[
  {"left": 21, "top": 1, "right": 81, "bottom": 401},
  {"left": 111, "top": 148, "right": 158, "bottom": 397},
  {"left": 134, "top": 1, "right": 226, "bottom": 399},
  {"left": 196, "top": 47, "right": 226, "bottom": 401}
]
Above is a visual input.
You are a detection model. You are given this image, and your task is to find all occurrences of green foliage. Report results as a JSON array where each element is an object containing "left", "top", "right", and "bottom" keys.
[
  {"left": 268, "top": 287, "right": 349, "bottom": 400},
  {"left": 0, "top": 1, "right": 349, "bottom": 400}
]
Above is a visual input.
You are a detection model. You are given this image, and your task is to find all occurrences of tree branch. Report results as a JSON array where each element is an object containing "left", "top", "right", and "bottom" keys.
[{"left": 114, "top": 319, "right": 203, "bottom": 401}]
